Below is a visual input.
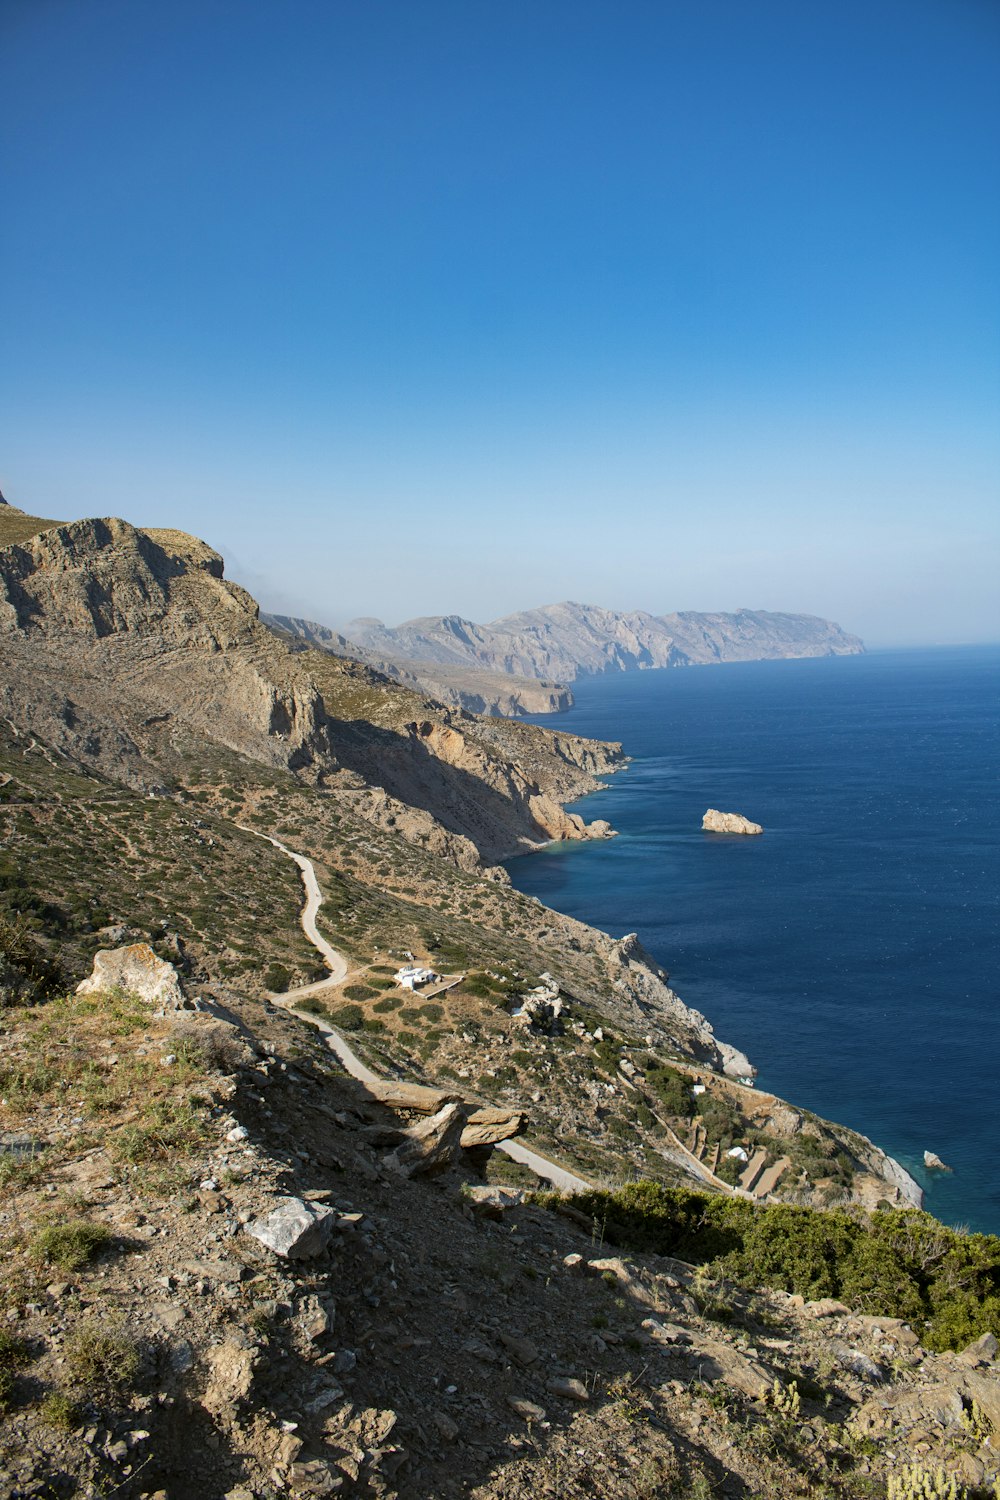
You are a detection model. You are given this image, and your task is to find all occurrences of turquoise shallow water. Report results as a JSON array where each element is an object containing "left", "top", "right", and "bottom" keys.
[{"left": 505, "top": 646, "right": 1000, "bottom": 1235}]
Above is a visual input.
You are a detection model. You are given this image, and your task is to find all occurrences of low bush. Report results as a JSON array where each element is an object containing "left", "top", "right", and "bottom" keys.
[
  {"left": 169, "top": 1019, "right": 247, "bottom": 1073},
  {"left": 342, "top": 983, "right": 375, "bottom": 1002},
  {"left": 542, "top": 1181, "right": 1000, "bottom": 1352},
  {"left": 645, "top": 1064, "right": 693, "bottom": 1117},
  {"left": 296, "top": 996, "right": 331, "bottom": 1017},
  {"left": 263, "top": 962, "right": 291, "bottom": 992},
  {"left": 32, "top": 1218, "right": 112, "bottom": 1272},
  {"left": 328, "top": 1003, "right": 364, "bottom": 1030},
  {"left": 63, "top": 1316, "right": 141, "bottom": 1400}
]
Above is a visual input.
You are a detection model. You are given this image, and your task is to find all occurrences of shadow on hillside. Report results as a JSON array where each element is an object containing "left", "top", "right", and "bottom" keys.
[
  {"left": 327, "top": 716, "right": 572, "bottom": 860},
  {"left": 137, "top": 1027, "right": 796, "bottom": 1500}
]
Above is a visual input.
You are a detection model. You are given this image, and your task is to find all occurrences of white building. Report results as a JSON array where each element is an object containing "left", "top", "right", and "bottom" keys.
[{"left": 394, "top": 965, "right": 438, "bottom": 991}]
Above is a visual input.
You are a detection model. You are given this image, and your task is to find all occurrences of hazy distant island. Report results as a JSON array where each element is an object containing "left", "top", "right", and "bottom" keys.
[{"left": 268, "top": 602, "right": 864, "bottom": 717}]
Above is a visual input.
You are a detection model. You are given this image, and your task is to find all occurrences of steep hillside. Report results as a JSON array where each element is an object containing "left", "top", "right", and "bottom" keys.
[
  {"left": 0, "top": 518, "right": 614, "bottom": 865},
  {"left": 3, "top": 980, "right": 996, "bottom": 1500},
  {"left": 0, "top": 496, "right": 64, "bottom": 548},
  {"left": 345, "top": 602, "right": 864, "bottom": 684},
  {"left": 3, "top": 500, "right": 987, "bottom": 1500},
  {"left": 266, "top": 613, "right": 573, "bottom": 717}
]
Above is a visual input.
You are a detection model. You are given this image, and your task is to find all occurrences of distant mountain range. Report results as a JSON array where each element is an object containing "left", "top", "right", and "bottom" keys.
[{"left": 332, "top": 601, "right": 863, "bottom": 687}]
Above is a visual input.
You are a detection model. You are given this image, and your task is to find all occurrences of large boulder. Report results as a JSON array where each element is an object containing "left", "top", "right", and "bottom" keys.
[
  {"left": 702, "top": 809, "right": 763, "bottom": 835},
  {"left": 366, "top": 1079, "right": 461, "bottom": 1114},
  {"left": 245, "top": 1196, "right": 337, "bottom": 1259},
  {"left": 460, "top": 1106, "right": 527, "bottom": 1149},
  {"left": 76, "top": 942, "right": 188, "bottom": 1010},
  {"left": 384, "top": 1101, "right": 468, "bottom": 1177}
]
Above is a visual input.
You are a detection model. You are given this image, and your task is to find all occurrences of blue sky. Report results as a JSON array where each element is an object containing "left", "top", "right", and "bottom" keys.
[{"left": 2, "top": 0, "right": 998, "bottom": 644}]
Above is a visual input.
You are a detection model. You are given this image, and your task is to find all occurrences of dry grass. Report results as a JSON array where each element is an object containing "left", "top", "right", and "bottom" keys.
[{"left": 0, "top": 508, "right": 63, "bottom": 549}]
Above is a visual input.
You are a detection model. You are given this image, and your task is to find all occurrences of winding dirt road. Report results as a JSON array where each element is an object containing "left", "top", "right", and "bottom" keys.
[{"left": 237, "top": 823, "right": 592, "bottom": 1192}]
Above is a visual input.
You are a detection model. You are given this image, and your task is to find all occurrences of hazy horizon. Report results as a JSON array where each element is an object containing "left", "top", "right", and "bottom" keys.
[{"left": 2, "top": 1, "right": 998, "bottom": 648}]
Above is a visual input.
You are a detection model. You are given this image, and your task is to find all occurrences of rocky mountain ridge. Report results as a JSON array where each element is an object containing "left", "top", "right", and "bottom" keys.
[
  {"left": 0, "top": 512, "right": 613, "bottom": 868},
  {"left": 344, "top": 600, "right": 863, "bottom": 685},
  {"left": 265, "top": 615, "right": 573, "bottom": 718}
]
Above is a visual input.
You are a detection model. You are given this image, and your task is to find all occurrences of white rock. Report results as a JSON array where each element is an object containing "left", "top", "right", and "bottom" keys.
[
  {"left": 702, "top": 808, "right": 763, "bottom": 835},
  {"left": 245, "top": 1196, "right": 337, "bottom": 1259},
  {"left": 77, "top": 943, "right": 189, "bottom": 1009}
]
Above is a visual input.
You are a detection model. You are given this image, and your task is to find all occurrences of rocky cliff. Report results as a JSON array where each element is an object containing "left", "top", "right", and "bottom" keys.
[
  {"left": 345, "top": 600, "right": 863, "bottom": 684},
  {"left": 0, "top": 514, "right": 613, "bottom": 865},
  {"left": 265, "top": 612, "right": 574, "bottom": 716}
]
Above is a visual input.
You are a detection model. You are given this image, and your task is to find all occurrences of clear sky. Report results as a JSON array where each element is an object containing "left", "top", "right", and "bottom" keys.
[{"left": 2, "top": 0, "right": 998, "bottom": 645}]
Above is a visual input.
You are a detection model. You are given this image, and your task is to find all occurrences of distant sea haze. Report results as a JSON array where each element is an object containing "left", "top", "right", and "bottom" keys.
[{"left": 506, "top": 645, "right": 1000, "bottom": 1235}]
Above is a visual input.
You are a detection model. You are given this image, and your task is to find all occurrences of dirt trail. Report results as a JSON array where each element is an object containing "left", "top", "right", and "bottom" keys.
[{"left": 237, "top": 822, "right": 592, "bottom": 1192}]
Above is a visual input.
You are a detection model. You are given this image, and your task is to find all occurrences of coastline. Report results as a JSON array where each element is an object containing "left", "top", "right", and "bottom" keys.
[{"left": 506, "top": 694, "right": 931, "bottom": 1217}]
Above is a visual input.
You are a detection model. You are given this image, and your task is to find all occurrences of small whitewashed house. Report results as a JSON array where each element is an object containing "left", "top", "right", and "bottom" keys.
[{"left": 394, "top": 965, "right": 438, "bottom": 991}]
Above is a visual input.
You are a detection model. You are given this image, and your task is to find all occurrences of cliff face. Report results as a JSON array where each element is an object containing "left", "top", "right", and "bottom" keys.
[
  {"left": 346, "top": 600, "right": 864, "bottom": 683},
  {"left": 265, "top": 612, "right": 574, "bottom": 716},
  {"left": 0, "top": 517, "right": 616, "bottom": 865}
]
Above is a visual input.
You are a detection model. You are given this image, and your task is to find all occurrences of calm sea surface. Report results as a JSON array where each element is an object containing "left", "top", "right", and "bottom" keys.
[{"left": 505, "top": 646, "right": 1000, "bottom": 1235}]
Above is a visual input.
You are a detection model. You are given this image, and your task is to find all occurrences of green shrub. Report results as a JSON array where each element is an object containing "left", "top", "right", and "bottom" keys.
[
  {"left": 0, "top": 912, "right": 63, "bottom": 1006},
  {"left": 296, "top": 996, "right": 331, "bottom": 1017},
  {"left": 111, "top": 1098, "right": 210, "bottom": 1163},
  {"left": 63, "top": 1316, "right": 141, "bottom": 1400},
  {"left": 40, "top": 1391, "right": 80, "bottom": 1429},
  {"left": 372, "top": 995, "right": 402, "bottom": 1014},
  {"left": 695, "top": 1090, "right": 745, "bottom": 1145},
  {"left": 32, "top": 1218, "right": 112, "bottom": 1272},
  {"left": 342, "top": 983, "right": 375, "bottom": 1002},
  {"left": 328, "top": 1003, "right": 364, "bottom": 1031},
  {"left": 263, "top": 962, "right": 291, "bottom": 992},
  {"left": 540, "top": 1181, "right": 1000, "bottom": 1352},
  {"left": 645, "top": 1065, "right": 693, "bottom": 1117}
]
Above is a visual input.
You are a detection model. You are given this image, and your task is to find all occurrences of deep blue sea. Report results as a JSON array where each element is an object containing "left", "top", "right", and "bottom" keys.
[{"left": 506, "top": 646, "right": 1000, "bottom": 1235}]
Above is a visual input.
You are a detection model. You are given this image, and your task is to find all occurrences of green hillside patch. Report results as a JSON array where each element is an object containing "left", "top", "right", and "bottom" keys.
[
  {"left": 0, "top": 724, "right": 316, "bottom": 987},
  {"left": 542, "top": 1181, "right": 1000, "bottom": 1353}
]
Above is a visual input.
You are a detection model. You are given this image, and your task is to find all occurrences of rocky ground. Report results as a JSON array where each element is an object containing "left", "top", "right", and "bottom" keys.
[{"left": 2, "top": 985, "right": 998, "bottom": 1500}]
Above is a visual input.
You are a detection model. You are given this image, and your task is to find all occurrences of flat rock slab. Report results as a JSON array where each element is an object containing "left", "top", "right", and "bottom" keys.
[
  {"left": 547, "top": 1376, "right": 589, "bottom": 1402},
  {"left": 460, "top": 1107, "right": 527, "bottom": 1149},
  {"left": 463, "top": 1185, "right": 527, "bottom": 1218},
  {"left": 691, "top": 1342, "right": 774, "bottom": 1399},
  {"left": 366, "top": 1080, "right": 461, "bottom": 1114},
  {"left": 245, "top": 1196, "right": 337, "bottom": 1259}
]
